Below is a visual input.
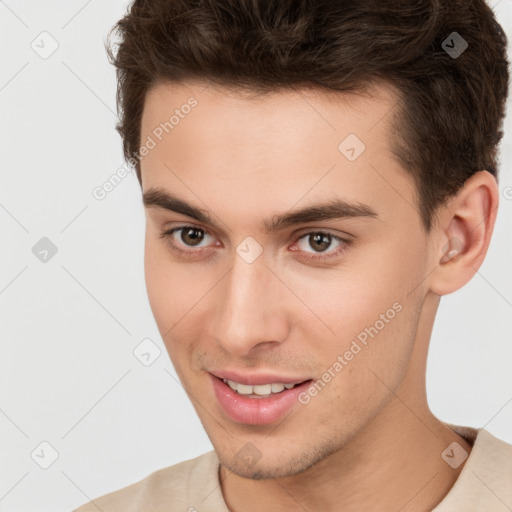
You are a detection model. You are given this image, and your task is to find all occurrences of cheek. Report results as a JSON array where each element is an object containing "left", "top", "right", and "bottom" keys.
[
  {"left": 144, "top": 236, "right": 170, "bottom": 324},
  {"left": 144, "top": 234, "right": 192, "bottom": 337},
  {"left": 143, "top": 232, "right": 212, "bottom": 370},
  {"left": 283, "top": 261, "right": 407, "bottom": 353},
  {"left": 294, "top": 241, "right": 424, "bottom": 390},
  {"left": 299, "top": 300, "right": 419, "bottom": 436},
  {"left": 316, "top": 292, "right": 414, "bottom": 383}
]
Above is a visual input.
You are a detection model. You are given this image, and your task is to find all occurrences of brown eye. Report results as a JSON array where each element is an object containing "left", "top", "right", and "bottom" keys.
[
  {"left": 180, "top": 227, "right": 205, "bottom": 247},
  {"left": 308, "top": 233, "right": 332, "bottom": 252},
  {"left": 298, "top": 232, "right": 340, "bottom": 254},
  {"left": 294, "top": 231, "right": 350, "bottom": 261},
  {"left": 159, "top": 226, "right": 215, "bottom": 257}
]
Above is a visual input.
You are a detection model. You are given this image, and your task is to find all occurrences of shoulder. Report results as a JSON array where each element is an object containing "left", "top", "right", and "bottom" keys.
[
  {"left": 72, "top": 450, "right": 220, "bottom": 512},
  {"left": 434, "top": 427, "right": 512, "bottom": 511},
  {"left": 473, "top": 429, "right": 512, "bottom": 495},
  {"left": 460, "top": 428, "right": 512, "bottom": 483}
]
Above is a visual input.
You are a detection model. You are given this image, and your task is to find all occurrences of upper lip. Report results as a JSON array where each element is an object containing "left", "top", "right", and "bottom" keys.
[{"left": 210, "top": 369, "right": 311, "bottom": 386}]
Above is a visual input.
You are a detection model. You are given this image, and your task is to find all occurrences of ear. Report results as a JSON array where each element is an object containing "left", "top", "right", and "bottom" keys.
[{"left": 429, "top": 170, "right": 499, "bottom": 296}]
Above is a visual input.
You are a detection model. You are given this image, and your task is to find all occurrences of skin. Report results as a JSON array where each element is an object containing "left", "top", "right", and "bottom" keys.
[{"left": 140, "top": 79, "right": 498, "bottom": 512}]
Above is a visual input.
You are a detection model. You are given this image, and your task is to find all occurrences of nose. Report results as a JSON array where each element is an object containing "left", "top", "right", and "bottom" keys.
[{"left": 210, "top": 248, "right": 290, "bottom": 356}]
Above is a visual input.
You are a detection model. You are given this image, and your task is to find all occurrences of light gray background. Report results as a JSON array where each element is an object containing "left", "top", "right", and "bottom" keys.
[{"left": 1, "top": 1, "right": 511, "bottom": 511}]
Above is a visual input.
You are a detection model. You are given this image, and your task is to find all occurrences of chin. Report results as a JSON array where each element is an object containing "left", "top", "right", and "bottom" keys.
[
  {"left": 221, "top": 457, "right": 309, "bottom": 480},
  {"left": 217, "top": 441, "right": 338, "bottom": 480}
]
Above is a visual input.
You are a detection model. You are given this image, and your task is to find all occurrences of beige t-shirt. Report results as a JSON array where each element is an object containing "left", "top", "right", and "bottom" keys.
[{"left": 73, "top": 426, "right": 512, "bottom": 511}]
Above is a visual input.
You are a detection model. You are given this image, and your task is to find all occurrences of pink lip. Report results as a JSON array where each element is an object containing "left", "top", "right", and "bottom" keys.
[{"left": 210, "top": 373, "right": 312, "bottom": 425}]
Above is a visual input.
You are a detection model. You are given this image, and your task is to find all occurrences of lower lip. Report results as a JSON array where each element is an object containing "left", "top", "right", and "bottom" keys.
[{"left": 211, "top": 374, "right": 312, "bottom": 425}]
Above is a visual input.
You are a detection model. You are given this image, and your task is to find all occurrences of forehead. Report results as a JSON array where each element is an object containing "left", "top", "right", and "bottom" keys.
[
  {"left": 141, "top": 79, "right": 400, "bottom": 146},
  {"left": 139, "top": 80, "right": 416, "bottom": 230}
]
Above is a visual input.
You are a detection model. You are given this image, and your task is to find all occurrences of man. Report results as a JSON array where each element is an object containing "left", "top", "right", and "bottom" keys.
[{"left": 74, "top": 0, "right": 511, "bottom": 510}]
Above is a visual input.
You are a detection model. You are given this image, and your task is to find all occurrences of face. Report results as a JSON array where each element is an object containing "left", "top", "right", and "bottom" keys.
[{"left": 140, "top": 80, "right": 435, "bottom": 478}]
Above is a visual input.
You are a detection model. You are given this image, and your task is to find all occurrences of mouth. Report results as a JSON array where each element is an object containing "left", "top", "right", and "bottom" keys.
[
  {"left": 210, "top": 373, "right": 313, "bottom": 425},
  {"left": 221, "top": 378, "right": 306, "bottom": 398}
]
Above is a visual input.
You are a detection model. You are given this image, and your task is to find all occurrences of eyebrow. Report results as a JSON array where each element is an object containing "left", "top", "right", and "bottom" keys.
[{"left": 142, "top": 187, "right": 378, "bottom": 233}]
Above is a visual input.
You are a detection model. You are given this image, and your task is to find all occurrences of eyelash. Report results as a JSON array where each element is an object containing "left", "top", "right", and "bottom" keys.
[{"left": 159, "top": 225, "right": 351, "bottom": 262}]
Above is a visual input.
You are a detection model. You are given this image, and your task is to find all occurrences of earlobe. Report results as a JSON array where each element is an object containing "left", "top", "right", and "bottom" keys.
[{"left": 430, "top": 171, "right": 499, "bottom": 296}]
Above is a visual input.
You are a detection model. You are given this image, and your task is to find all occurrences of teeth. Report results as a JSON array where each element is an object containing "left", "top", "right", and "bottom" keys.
[
  {"left": 271, "top": 383, "right": 285, "bottom": 393},
  {"left": 225, "top": 379, "right": 238, "bottom": 391},
  {"left": 223, "top": 379, "right": 301, "bottom": 396},
  {"left": 236, "top": 383, "right": 252, "bottom": 395},
  {"left": 253, "top": 384, "right": 272, "bottom": 395}
]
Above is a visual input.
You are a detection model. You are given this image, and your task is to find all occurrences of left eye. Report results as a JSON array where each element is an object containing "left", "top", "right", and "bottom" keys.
[{"left": 295, "top": 232, "right": 344, "bottom": 254}]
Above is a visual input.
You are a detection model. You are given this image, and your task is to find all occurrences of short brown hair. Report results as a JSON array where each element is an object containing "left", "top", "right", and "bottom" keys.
[{"left": 106, "top": 0, "right": 509, "bottom": 230}]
